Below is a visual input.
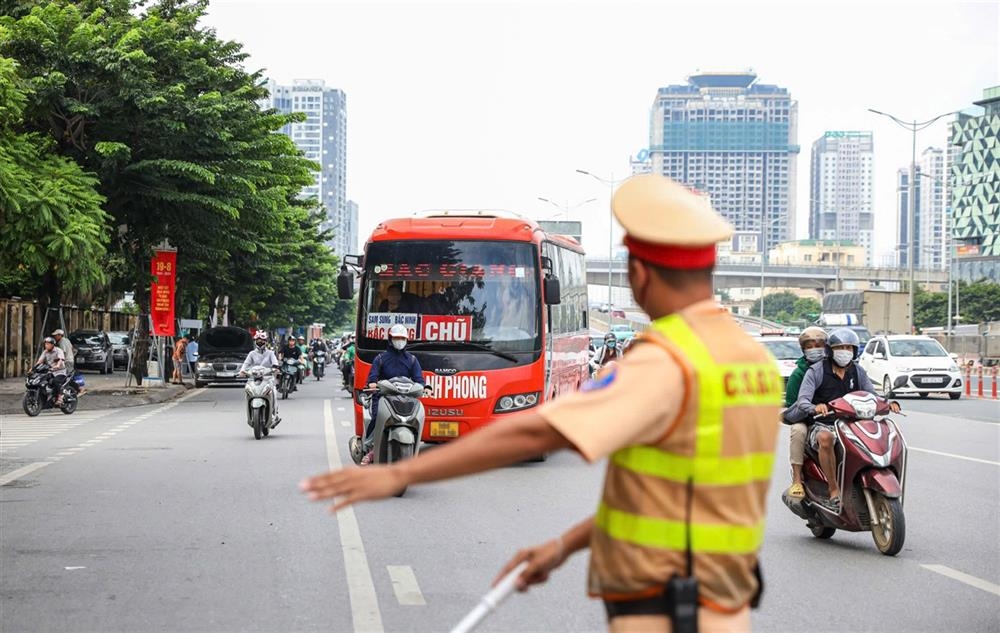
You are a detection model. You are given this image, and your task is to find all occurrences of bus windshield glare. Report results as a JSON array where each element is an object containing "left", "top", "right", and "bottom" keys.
[{"left": 361, "top": 240, "right": 540, "bottom": 353}]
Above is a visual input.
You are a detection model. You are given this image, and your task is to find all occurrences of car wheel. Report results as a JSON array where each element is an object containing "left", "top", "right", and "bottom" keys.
[
  {"left": 195, "top": 380, "right": 205, "bottom": 388},
  {"left": 106, "top": 357, "right": 113, "bottom": 374},
  {"left": 882, "top": 376, "right": 894, "bottom": 398}
]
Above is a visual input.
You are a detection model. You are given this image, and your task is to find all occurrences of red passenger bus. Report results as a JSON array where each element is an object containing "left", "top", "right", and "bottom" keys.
[{"left": 338, "top": 210, "right": 590, "bottom": 448}]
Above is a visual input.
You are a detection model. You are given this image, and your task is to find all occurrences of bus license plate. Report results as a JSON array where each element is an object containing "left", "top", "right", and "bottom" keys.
[{"left": 430, "top": 422, "right": 459, "bottom": 438}]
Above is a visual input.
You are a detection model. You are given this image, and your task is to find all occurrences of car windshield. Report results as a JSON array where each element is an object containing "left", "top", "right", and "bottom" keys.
[
  {"left": 611, "top": 325, "right": 631, "bottom": 332},
  {"left": 361, "top": 240, "right": 539, "bottom": 352},
  {"left": 69, "top": 332, "right": 103, "bottom": 346},
  {"left": 107, "top": 333, "right": 129, "bottom": 345},
  {"left": 761, "top": 339, "right": 801, "bottom": 360},
  {"left": 888, "top": 339, "right": 947, "bottom": 357}
]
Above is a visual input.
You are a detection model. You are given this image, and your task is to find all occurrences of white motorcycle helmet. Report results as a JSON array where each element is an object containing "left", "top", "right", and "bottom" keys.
[{"left": 388, "top": 324, "right": 408, "bottom": 350}]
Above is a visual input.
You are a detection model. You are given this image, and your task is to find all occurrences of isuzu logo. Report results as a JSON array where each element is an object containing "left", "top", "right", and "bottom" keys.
[
  {"left": 434, "top": 368, "right": 459, "bottom": 375},
  {"left": 429, "top": 408, "right": 465, "bottom": 417}
]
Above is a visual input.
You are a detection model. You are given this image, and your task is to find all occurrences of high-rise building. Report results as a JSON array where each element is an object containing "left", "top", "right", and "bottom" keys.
[
  {"left": 343, "top": 200, "right": 360, "bottom": 256},
  {"left": 809, "top": 131, "right": 875, "bottom": 266},
  {"left": 262, "top": 79, "right": 349, "bottom": 255},
  {"left": 896, "top": 148, "right": 951, "bottom": 272},
  {"left": 950, "top": 86, "right": 1000, "bottom": 282},
  {"left": 649, "top": 71, "right": 799, "bottom": 255},
  {"left": 629, "top": 154, "right": 652, "bottom": 176}
]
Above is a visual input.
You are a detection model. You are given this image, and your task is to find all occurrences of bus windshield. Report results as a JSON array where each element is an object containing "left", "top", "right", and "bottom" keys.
[{"left": 361, "top": 240, "right": 540, "bottom": 353}]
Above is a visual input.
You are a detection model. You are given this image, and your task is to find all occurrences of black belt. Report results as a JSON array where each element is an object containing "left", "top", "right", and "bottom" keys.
[{"left": 604, "top": 594, "right": 669, "bottom": 619}]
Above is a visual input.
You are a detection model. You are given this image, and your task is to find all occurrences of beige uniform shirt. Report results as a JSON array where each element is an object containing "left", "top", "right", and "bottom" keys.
[{"left": 536, "top": 300, "right": 753, "bottom": 633}]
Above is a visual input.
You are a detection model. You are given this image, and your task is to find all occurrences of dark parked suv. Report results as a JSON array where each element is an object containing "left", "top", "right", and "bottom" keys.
[
  {"left": 69, "top": 330, "right": 114, "bottom": 374},
  {"left": 194, "top": 327, "right": 253, "bottom": 388}
]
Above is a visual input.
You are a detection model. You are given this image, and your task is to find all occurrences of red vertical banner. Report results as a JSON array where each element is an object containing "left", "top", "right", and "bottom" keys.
[{"left": 150, "top": 250, "right": 177, "bottom": 336}]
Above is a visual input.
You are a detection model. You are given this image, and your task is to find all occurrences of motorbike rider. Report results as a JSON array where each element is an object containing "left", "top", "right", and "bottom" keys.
[
  {"left": 782, "top": 327, "right": 828, "bottom": 500},
  {"left": 362, "top": 324, "right": 425, "bottom": 466},
  {"left": 36, "top": 336, "right": 68, "bottom": 404},
  {"left": 589, "top": 332, "right": 621, "bottom": 375},
  {"left": 51, "top": 329, "right": 75, "bottom": 376},
  {"left": 786, "top": 328, "right": 900, "bottom": 512},
  {"left": 279, "top": 337, "right": 303, "bottom": 390},
  {"left": 240, "top": 331, "right": 281, "bottom": 427},
  {"left": 341, "top": 335, "right": 356, "bottom": 389},
  {"left": 297, "top": 335, "right": 310, "bottom": 378}
]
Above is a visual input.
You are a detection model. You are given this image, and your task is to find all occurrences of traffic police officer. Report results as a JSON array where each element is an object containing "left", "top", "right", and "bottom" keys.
[{"left": 301, "top": 174, "right": 783, "bottom": 632}]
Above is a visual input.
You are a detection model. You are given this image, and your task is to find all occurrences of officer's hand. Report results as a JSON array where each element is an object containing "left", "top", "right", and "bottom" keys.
[
  {"left": 889, "top": 401, "right": 902, "bottom": 413},
  {"left": 814, "top": 403, "right": 830, "bottom": 416},
  {"left": 368, "top": 382, "right": 377, "bottom": 389},
  {"left": 300, "top": 465, "right": 407, "bottom": 513},
  {"left": 493, "top": 539, "right": 565, "bottom": 592}
]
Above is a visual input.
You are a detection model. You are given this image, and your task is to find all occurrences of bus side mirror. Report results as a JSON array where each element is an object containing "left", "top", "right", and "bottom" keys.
[
  {"left": 337, "top": 266, "right": 354, "bottom": 300},
  {"left": 544, "top": 276, "right": 561, "bottom": 305}
]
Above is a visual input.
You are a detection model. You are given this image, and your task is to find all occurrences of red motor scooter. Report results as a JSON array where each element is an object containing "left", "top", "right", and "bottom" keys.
[{"left": 782, "top": 391, "right": 908, "bottom": 556}]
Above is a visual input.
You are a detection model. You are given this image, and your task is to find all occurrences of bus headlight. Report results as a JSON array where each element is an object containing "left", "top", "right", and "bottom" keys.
[{"left": 494, "top": 392, "right": 540, "bottom": 413}]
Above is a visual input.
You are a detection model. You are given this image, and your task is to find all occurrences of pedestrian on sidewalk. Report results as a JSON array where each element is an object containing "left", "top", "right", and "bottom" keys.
[
  {"left": 185, "top": 333, "right": 199, "bottom": 377},
  {"left": 171, "top": 335, "right": 187, "bottom": 384}
]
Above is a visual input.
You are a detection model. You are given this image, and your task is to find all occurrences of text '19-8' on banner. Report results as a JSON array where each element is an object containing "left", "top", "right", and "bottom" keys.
[{"left": 150, "top": 250, "right": 177, "bottom": 336}]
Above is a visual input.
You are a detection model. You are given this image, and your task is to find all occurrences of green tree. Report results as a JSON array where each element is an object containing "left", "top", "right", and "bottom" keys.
[
  {"left": 0, "top": 55, "right": 109, "bottom": 315},
  {"left": 791, "top": 297, "right": 822, "bottom": 322},
  {"left": 2, "top": 1, "right": 343, "bottom": 378},
  {"left": 750, "top": 291, "right": 799, "bottom": 322},
  {"left": 914, "top": 287, "right": 947, "bottom": 329},
  {"left": 955, "top": 280, "right": 1000, "bottom": 324}
]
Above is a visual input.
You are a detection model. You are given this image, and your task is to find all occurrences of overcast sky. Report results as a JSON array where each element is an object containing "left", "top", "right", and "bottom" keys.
[{"left": 204, "top": 0, "right": 999, "bottom": 262}]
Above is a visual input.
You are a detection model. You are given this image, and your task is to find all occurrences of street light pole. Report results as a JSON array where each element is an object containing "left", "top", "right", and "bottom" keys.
[
  {"left": 868, "top": 108, "right": 957, "bottom": 334},
  {"left": 576, "top": 169, "right": 628, "bottom": 308},
  {"left": 537, "top": 197, "right": 597, "bottom": 220}
]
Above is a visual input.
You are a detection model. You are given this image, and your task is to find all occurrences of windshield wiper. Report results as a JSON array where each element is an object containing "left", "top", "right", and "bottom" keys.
[{"left": 407, "top": 341, "right": 519, "bottom": 363}]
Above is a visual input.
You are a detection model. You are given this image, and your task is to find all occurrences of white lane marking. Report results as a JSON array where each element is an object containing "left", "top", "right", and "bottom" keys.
[
  {"left": 337, "top": 407, "right": 346, "bottom": 411},
  {"left": 0, "top": 461, "right": 52, "bottom": 486},
  {"left": 64, "top": 566, "right": 86, "bottom": 571},
  {"left": 323, "top": 399, "right": 384, "bottom": 632},
  {"left": 387, "top": 565, "right": 427, "bottom": 606},
  {"left": 341, "top": 420, "right": 350, "bottom": 427},
  {"left": 909, "top": 447, "right": 999, "bottom": 466},
  {"left": 921, "top": 564, "right": 1000, "bottom": 596}
]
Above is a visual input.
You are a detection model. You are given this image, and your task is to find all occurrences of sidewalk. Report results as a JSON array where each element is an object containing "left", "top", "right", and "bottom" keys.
[{"left": 0, "top": 371, "right": 192, "bottom": 415}]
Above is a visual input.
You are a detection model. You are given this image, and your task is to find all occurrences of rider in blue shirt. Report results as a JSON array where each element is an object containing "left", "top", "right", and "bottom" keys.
[{"left": 362, "top": 324, "right": 424, "bottom": 465}]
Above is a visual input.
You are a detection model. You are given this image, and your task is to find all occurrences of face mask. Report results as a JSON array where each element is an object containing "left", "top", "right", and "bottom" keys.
[
  {"left": 804, "top": 348, "right": 825, "bottom": 364},
  {"left": 832, "top": 349, "right": 854, "bottom": 367},
  {"left": 256, "top": 341, "right": 265, "bottom": 349},
  {"left": 607, "top": 340, "right": 616, "bottom": 349},
  {"left": 391, "top": 339, "right": 406, "bottom": 350}
]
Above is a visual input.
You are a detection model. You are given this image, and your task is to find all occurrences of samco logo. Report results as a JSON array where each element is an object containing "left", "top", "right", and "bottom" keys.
[
  {"left": 425, "top": 374, "right": 488, "bottom": 399},
  {"left": 723, "top": 367, "right": 781, "bottom": 398}
]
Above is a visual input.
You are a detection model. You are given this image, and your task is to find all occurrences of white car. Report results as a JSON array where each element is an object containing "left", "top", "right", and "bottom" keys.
[
  {"left": 754, "top": 335, "right": 802, "bottom": 385},
  {"left": 858, "top": 335, "right": 962, "bottom": 400}
]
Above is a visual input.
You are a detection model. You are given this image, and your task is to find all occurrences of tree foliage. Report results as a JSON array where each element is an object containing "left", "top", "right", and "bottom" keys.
[
  {"left": 0, "top": 55, "right": 109, "bottom": 304},
  {"left": 750, "top": 291, "right": 821, "bottom": 324},
  {"left": 916, "top": 280, "right": 1000, "bottom": 329},
  {"left": 0, "top": 0, "right": 350, "bottom": 335}
]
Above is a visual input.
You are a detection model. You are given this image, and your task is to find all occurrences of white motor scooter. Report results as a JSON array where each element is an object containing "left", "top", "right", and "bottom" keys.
[{"left": 244, "top": 365, "right": 278, "bottom": 440}]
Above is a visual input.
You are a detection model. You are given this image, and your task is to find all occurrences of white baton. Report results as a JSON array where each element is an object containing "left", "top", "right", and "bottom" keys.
[{"left": 449, "top": 562, "right": 529, "bottom": 633}]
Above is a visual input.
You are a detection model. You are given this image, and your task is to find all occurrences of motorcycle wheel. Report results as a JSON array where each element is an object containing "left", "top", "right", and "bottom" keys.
[
  {"left": 60, "top": 398, "right": 78, "bottom": 414},
  {"left": 281, "top": 378, "right": 289, "bottom": 400},
  {"left": 871, "top": 493, "right": 905, "bottom": 556},
  {"left": 348, "top": 435, "right": 364, "bottom": 465},
  {"left": 809, "top": 524, "right": 836, "bottom": 539},
  {"left": 22, "top": 391, "right": 42, "bottom": 417},
  {"left": 388, "top": 440, "right": 413, "bottom": 497},
  {"left": 252, "top": 407, "right": 263, "bottom": 440}
]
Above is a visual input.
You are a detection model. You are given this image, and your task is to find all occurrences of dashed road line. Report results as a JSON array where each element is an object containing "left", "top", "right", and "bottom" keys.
[
  {"left": 387, "top": 565, "right": 426, "bottom": 606},
  {"left": 0, "top": 410, "right": 118, "bottom": 451},
  {"left": 323, "top": 399, "right": 384, "bottom": 632},
  {"left": 909, "top": 446, "right": 999, "bottom": 466},
  {"left": 0, "top": 462, "right": 53, "bottom": 486},
  {"left": 921, "top": 564, "right": 1000, "bottom": 596},
  {"left": 1, "top": 389, "right": 203, "bottom": 487}
]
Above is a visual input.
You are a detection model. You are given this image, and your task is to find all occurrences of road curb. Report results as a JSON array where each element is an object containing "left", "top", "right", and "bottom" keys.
[{"left": 0, "top": 383, "right": 193, "bottom": 415}]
